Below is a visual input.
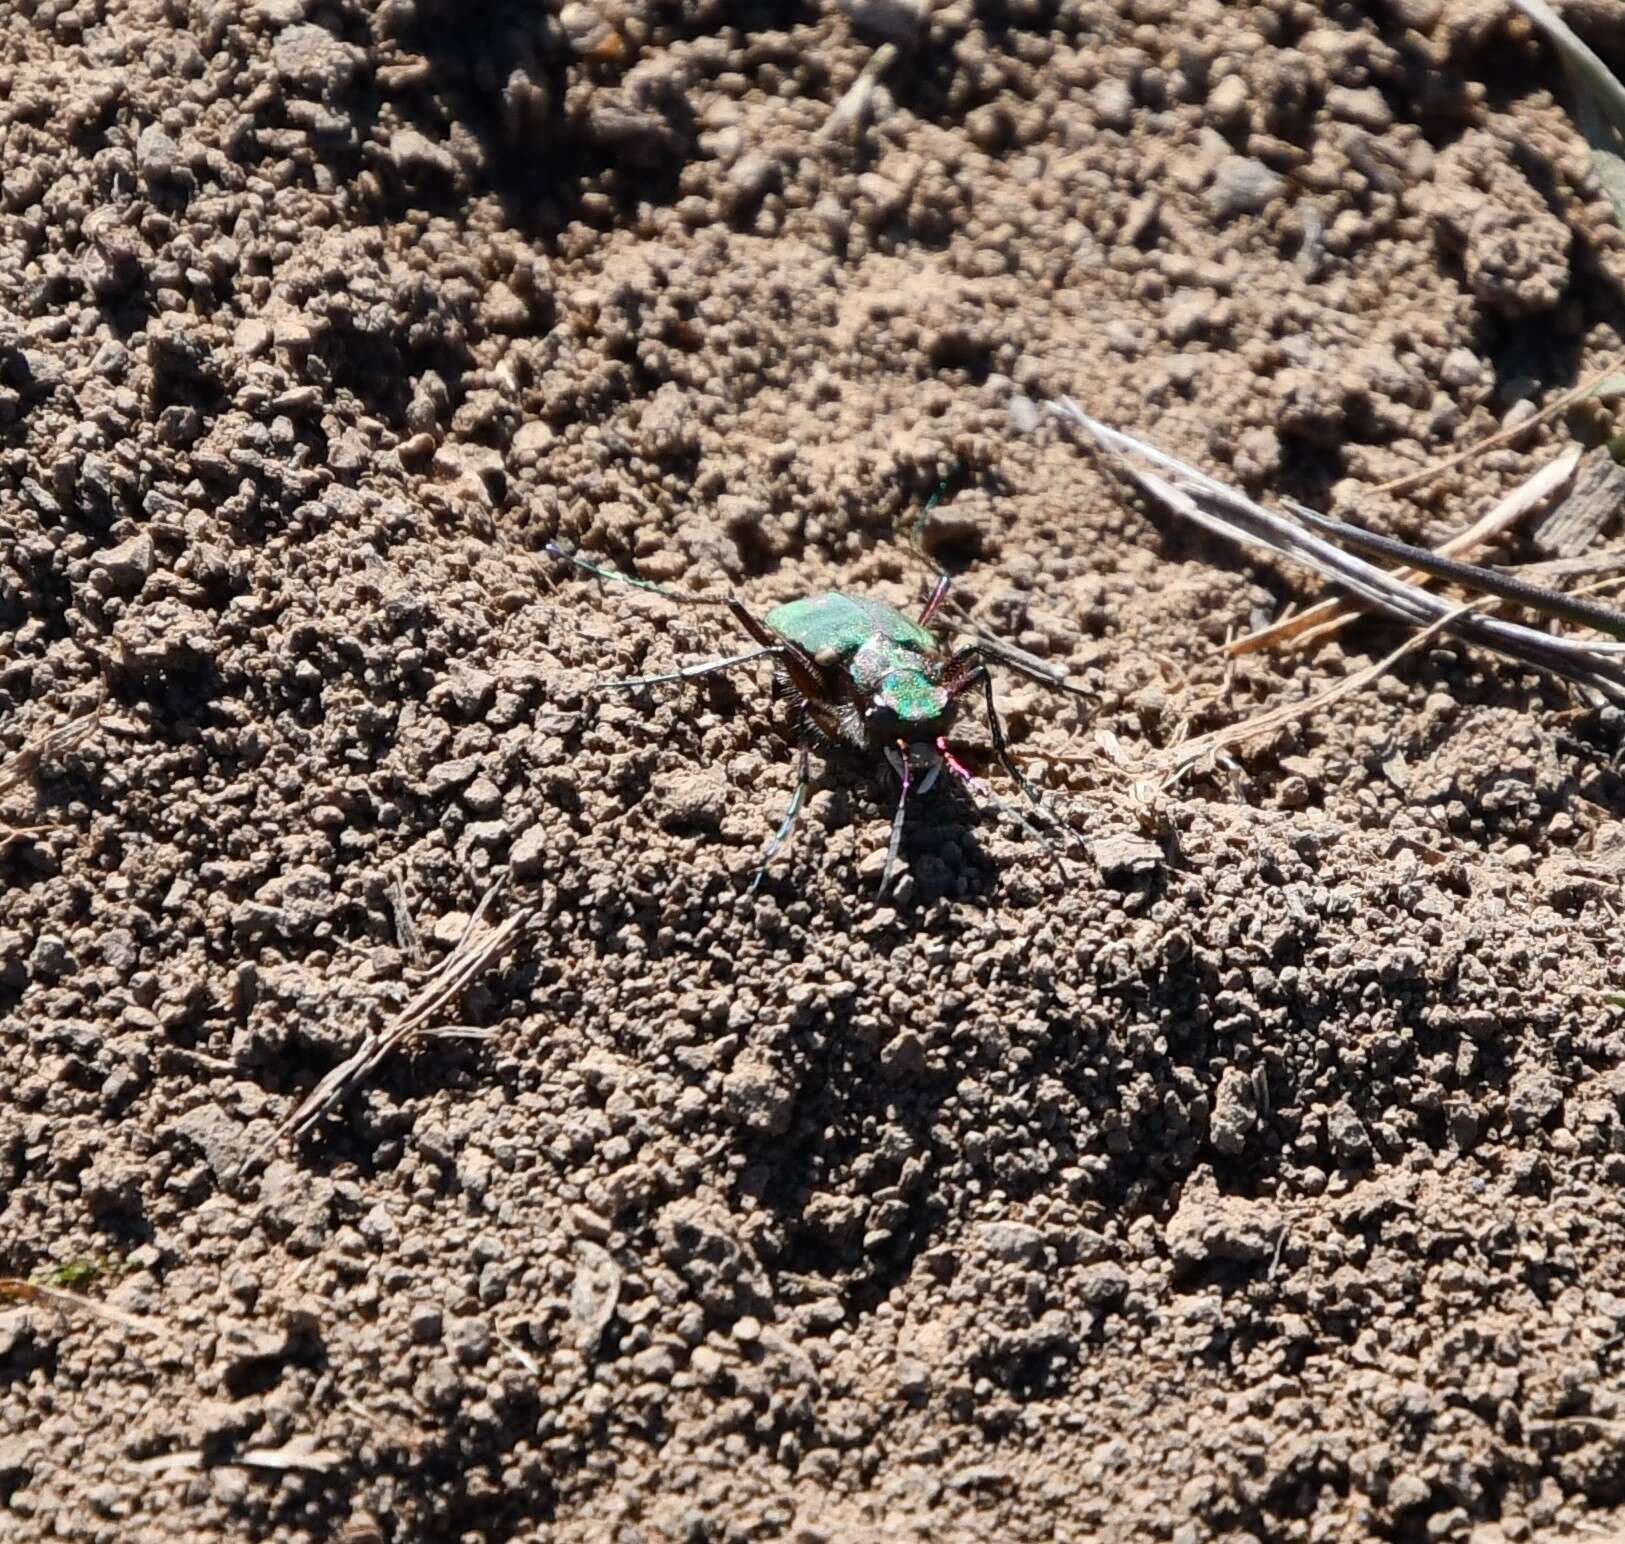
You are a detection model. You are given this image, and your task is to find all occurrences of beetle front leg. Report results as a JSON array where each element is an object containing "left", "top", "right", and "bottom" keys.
[
  {"left": 748, "top": 745, "right": 812, "bottom": 896},
  {"left": 976, "top": 666, "right": 1048, "bottom": 814},
  {"left": 726, "top": 597, "right": 824, "bottom": 703},
  {"left": 936, "top": 735, "right": 1065, "bottom": 879}
]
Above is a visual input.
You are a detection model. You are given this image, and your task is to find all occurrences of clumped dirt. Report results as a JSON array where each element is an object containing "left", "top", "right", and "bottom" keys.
[{"left": 6, "top": 0, "right": 1625, "bottom": 1539}]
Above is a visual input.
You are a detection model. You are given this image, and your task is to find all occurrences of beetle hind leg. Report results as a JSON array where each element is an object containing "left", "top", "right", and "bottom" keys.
[{"left": 596, "top": 645, "right": 778, "bottom": 690}]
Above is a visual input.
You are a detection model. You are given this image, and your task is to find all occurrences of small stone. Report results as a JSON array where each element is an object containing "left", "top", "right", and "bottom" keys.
[
  {"left": 733, "top": 1315, "right": 761, "bottom": 1344},
  {"left": 273, "top": 22, "right": 363, "bottom": 93},
  {"left": 1390, "top": 1474, "right": 1431, "bottom": 1510},
  {"left": 631, "top": 1345, "right": 677, "bottom": 1382},
  {"left": 1205, "top": 74, "right": 1248, "bottom": 131},
  {"left": 219, "top": 1323, "right": 291, "bottom": 1383},
  {"left": 0, "top": 1311, "right": 33, "bottom": 1362},
  {"left": 1325, "top": 86, "right": 1392, "bottom": 131},
  {"left": 1327, "top": 1101, "right": 1373, "bottom": 1164},
  {"left": 258, "top": 1161, "right": 334, "bottom": 1251},
  {"left": 977, "top": 1221, "right": 1044, "bottom": 1266},
  {"left": 1163, "top": 288, "right": 1221, "bottom": 344},
  {"left": 1464, "top": 200, "right": 1570, "bottom": 318},
  {"left": 29, "top": 934, "right": 71, "bottom": 977},
  {"left": 1234, "top": 424, "right": 1281, "bottom": 481},
  {"left": 690, "top": 1345, "right": 723, "bottom": 1383},
  {"left": 136, "top": 123, "right": 180, "bottom": 186},
  {"left": 1092, "top": 832, "right": 1163, "bottom": 886},
  {"left": 429, "top": 911, "right": 472, "bottom": 948},
  {"left": 1007, "top": 394, "right": 1041, "bottom": 434},
  {"left": 558, "top": 2, "right": 626, "bottom": 58},
  {"left": 726, "top": 151, "right": 777, "bottom": 210},
  {"left": 1092, "top": 78, "right": 1134, "bottom": 130},
  {"left": 79, "top": 1157, "right": 143, "bottom": 1222},
  {"left": 582, "top": 93, "right": 684, "bottom": 166},
  {"left": 512, "top": 421, "right": 554, "bottom": 460},
  {"left": 570, "top": 1241, "right": 622, "bottom": 1355},
  {"left": 1440, "top": 347, "right": 1484, "bottom": 391},
  {"left": 447, "top": 1316, "right": 492, "bottom": 1366},
  {"left": 462, "top": 775, "right": 502, "bottom": 815},
  {"left": 409, "top": 1305, "right": 443, "bottom": 1343},
  {"left": 90, "top": 339, "right": 128, "bottom": 377},
  {"left": 1166, "top": 1175, "right": 1279, "bottom": 1265},
  {"left": 1508, "top": 1063, "right": 1564, "bottom": 1133},
  {"left": 570, "top": 1204, "right": 611, "bottom": 1242},
  {"left": 172, "top": 1105, "right": 255, "bottom": 1190},
  {"left": 385, "top": 127, "right": 459, "bottom": 184},
  {"left": 1207, "top": 156, "right": 1285, "bottom": 220},
  {"left": 90, "top": 533, "right": 155, "bottom": 594},
  {"left": 510, "top": 827, "right": 547, "bottom": 880},
  {"left": 896, "top": 1356, "right": 930, "bottom": 1398},
  {"left": 426, "top": 756, "right": 479, "bottom": 796},
  {"left": 1075, "top": 1263, "right": 1130, "bottom": 1306},
  {"left": 720, "top": 1055, "right": 796, "bottom": 1136},
  {"left": 0, "top": 1436, "right": 35, "bottom": 1482},
  {"left": 1209, "top": 1066, "right": 1258, "bottom": 1156},
  {"left": 358, "top": 1203, "right": 397, "bottom": 1247},
  {"left": 481, "top": 282, "right": 530, "bottom": 333},
  {"left": 879, "top": 1029, "right": 927, "bottom": 1081}
]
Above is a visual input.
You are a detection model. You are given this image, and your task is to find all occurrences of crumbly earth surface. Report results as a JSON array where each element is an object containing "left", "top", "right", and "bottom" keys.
[{"left": 7, "top": 1, "right": 1625, "bottom": 1540}]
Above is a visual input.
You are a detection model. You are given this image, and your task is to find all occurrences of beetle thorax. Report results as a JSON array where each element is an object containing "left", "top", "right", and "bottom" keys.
[{"left": 849, "top": 637, "right": 950, "bottom": 738}]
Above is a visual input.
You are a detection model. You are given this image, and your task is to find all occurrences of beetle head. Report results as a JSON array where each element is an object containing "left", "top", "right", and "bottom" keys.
[{"left": 864, "top": 666, "right": 951, "bottom": 742}]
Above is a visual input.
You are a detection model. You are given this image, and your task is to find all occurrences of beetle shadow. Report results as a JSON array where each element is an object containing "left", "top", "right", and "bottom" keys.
[
  {"left": 706, "top": 884, "right": 1217, "bottom": 1333},
  {"left": 780, "top": 761, "right": 1029, "bottom": 908}
]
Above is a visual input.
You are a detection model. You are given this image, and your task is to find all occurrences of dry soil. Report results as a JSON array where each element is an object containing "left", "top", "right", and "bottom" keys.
[{"left": 6, "top": 1, "right": 1625, "bottom": 1541}]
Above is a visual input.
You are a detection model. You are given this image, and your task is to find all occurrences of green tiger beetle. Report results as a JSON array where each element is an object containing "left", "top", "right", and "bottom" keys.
[{"left": 547, "top": 541, "right": 1090, "bottom": 899}]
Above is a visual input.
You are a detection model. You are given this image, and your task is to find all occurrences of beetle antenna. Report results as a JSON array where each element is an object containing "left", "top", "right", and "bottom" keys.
[
  {"left": 748, "top": 745, "right": 811, "bottom": 895},
  {"left": 976, "top": 639, "right": 1094, "bottom": 698},
  {"left": 900, "top": 465, "right": 1093, "bottom": 694},
  {"left": 547, "top": 540, "right": 733, "bottom": 608}
]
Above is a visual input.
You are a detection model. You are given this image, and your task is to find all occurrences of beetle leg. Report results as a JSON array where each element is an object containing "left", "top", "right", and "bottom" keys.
[
  {"left": 725, "top": 598, "right": 824, "bottom": 703},
  {"left": 936, "top": 735, "right": 1065, "bottom": 878},
  {"left": 595, "top": 645, "right": 779, "bottom": 690},
  {"left": 974, "top": 667, "right": 1049, "bottom": 814},
  {"left": 918, "top": 573, "right": 952, "bottom": 627},
  {"left": 878, "top": 743, "right": 916, "bottom": 900},
  {"left": 748, "top": 745, "right": 811, "bottom": 896},
  {"left": 953, "top": 639, "right": 1093, "bottom": 699}
]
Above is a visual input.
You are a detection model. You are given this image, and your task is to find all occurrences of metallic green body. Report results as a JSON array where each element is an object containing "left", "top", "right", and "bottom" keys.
[
  {"left": 766, "top": 592, "right": 949, "bottom": 727},
  {"left": 767, "top": 593, "right": 936, "bottom": 657}
]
